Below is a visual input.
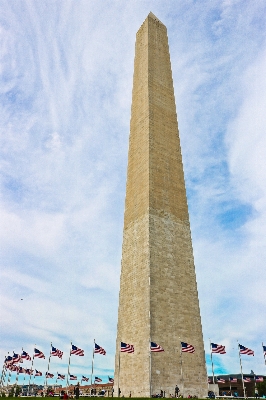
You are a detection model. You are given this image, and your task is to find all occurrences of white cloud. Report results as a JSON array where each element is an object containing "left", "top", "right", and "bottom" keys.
[{"left": 1, "top": 0, "right": 266, "bottom": 383}]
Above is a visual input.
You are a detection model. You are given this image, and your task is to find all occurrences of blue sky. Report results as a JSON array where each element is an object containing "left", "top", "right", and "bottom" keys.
[{"left": 1, "top": 0, "right": 266, "bottom": 386}]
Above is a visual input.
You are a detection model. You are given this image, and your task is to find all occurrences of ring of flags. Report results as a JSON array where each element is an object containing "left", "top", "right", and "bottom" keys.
[{"left": 2, "top": 339, "right": 266, "bottom": 388}]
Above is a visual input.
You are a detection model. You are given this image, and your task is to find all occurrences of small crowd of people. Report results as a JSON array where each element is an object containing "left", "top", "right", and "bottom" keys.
[
  {"left": 60, "top": 383, "right": 80, "bottom": 399},
  {"left": 152, "top": 385, "right": 198, "bottom": 399}
]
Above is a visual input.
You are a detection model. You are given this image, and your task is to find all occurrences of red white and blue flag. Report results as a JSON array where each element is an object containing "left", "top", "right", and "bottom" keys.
[
  {"left": 211, "top": 343, "right": 226, "bottom": 354},
  {"left": 108, "top": 376, "right": 114, "bottom": 383},
  {"left": 51, "top": 346, "right": 63, "bottom": 359},
  {"left": 94, "top": 343, "right": 106, "bottom": 355},
  {"left": 46, "top": 372, "right": 54, "bottom": 378},
  {"left": 4, "top": 356, "right": 13, "bottom": 365},
  {"left": 35, "top": 369, "right": 42, "bottom": 376},
  {"left": 181, "top": 342, "right": 195, "bottom": 353},
  {"left": 82, "top": 376, "right": 89, "bottom": 382},
  {"left": 21, "top": 351, "right": 31, "bottom": 361},
  {"left": 229, "top": 377, "right": 237, "bottom": 382},
  {"left": 8, "top": 364, "right": 18, "bottom": 372},
  {"left": 18, "top": 367, "right": 25, "bottom": 374},
  {"left": 243, "top": 376, "right": 251, "bottom": 382},
  {"left": 71, "top": 345, "right": 84, "bottom": 356},
  {"left": 263, "top": 345, "right": 266, "bottom": 355},
  {"left": 34, "top": 348, "right": 45, "bottom": 359},
  {"left": 25, "top": 369, "right": 33, "bottom": 375},
  {"left": 95, "top": 377, "right": 102, "bottom": 383},
  {"left": 239, "top": 344, "right": 254, "bottom": 356},
  {"left": 121, "top": 342, "right": 134, "bottom": 353},
  {"left": 57, "top": 373, "right": 65, "bottom": 380},
  {"left": 217, "top": 377, "right": 225, "bottom": 383},
  {"left": 70, "top": 374, "right": 77, "bottom": 380},
  {"left": 12, "top": 353, "right": 21, "bottom": 363},
  {"left": 255, "top": 376, "right": 263, "bottom": 382},
  {"left": 150, "top": 342, "right": 164, "bottom": 352}
]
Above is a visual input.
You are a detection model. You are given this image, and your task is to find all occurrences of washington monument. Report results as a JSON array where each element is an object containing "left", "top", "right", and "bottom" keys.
[{"left": 114, "top": 13, "right": 207, "bottom": 397}]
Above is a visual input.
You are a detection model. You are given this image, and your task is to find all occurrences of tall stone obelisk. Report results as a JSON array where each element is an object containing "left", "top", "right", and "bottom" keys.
[{"left": 114, "top": 13, "right": 207, "bottom": 398}]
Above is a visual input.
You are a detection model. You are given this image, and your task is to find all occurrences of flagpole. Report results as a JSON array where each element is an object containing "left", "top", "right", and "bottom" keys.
[
  {"left": 179, "top": 340, "right": 184, "bottom": 396},
  {"left": 209, "top": 339, "right": 215, "bottom": 384},
  {"left": 237, "top": 341, "right": 245, "bottom": 398},
  {"left": 0, "top": 357, "right": 6, "bottom": 388},
  {"left": 149, "top": 337, "right": 152, "bottom": 397},
  {"left": 14, "top": 353, "right": 20, "bottom": 392},
  {"left": 66, "top": 341, "right": 72, "bottom": 390},
  {"left": 28, "top": 345, "right": 35, "bottom": 396},
  {"left": 229, "top": 380, "right": 232, "bottom": 395},
  {"left": 45, "top": 342, "right": 52, "bottom": 387},
  {"left": 6, "top": 360, "right": 11, "bottom": 394},
  {"left": 118, "top": 343, "right": 121, "bottom": 398},
  {"left": 91, "top": 339, "right": 95, "bottom": 396}
]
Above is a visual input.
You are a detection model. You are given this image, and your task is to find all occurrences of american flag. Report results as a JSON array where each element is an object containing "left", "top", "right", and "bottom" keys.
[
  {"left": 217, "top": 377, "right": 225, "bottom": 383},
  {"left": 82, "top": 376, "right": 89, "bottom": 382},
  {"left": 51, "top": 346, "right": 63, "bottom": 359},
  {"left": 211, "top": 343, "right": 226, "bottom": 354},
  {"left": 25, "top": 368, "right": 34, "bottom": 375},
  {"left": 263, "top": 345, "right": 266, "bottom": 355},
  {"left": 18, "top": 367, "right": 25, "bottom": 374},
  {"left": 34, "top": 348, "right": 45, "bottom": 359},
  {"left": 21, "top": 351, "right": 31, "bottom": 361},
  {"left": 35, "top": 369, "right": 42, "bottom": 376},
  {"left": 208, "top": 378, "right": 212, "bottom": 383},
  {"left": 150, "top": 342, "right": 164, "bottom": 352},
  {"left": 95, "top": 377, "right": 102, "bottom": 383},
  {"left": 46, "top": 372, "right": 54, "bottom": 378},
  {"left": 120, "top": 342, "right": 134, "bottom": 353},
  {"left": 12, "top": 353, "right": 21, "bottom": 363},
  {"left": 229, "top": 377, "right": 237, "bottom": 382},
  {"left": 71, "top": 344, "right": 84, "bottom": 356},
  {"left": 255, "top": 376, "right": 264, "bottom": 382},
  {"left": 108, "top": 376, "right": 114, "bottom": 383},
  {"left": 243, "top": 376, "right": 251, "bottom": 382},
  {"left": 4, "top": 356, "right": 13, "bottom": 365},
  {"left": 239, "top": 344, "right": 254, "bottom": 356},
  {"left": 57, "top": 373, "right": 65, "bottom": 380},
  {"left": 94, "top": 343, "right": 106, "bottom": 355},
  {"left": 181, "top": 342, "right": 195, "bottom": 353},
  {"left": 8, "top": 364, "right": 18, "bottom": 372},
  {"left": 70, "top": 374, "right": 77, "bottom": 380}
]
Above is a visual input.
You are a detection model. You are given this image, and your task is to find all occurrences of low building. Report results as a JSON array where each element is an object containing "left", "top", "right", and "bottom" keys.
[{"left": 208, "top": 374, "right": 266, "bottom": 397}]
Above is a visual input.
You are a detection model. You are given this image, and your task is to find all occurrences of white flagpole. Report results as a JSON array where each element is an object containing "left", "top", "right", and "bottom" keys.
[
  {"left": 91, "top": 339, "right": 95, "bottom": 396},
  {"left": 45, "top": 343, "right": 52, "bottom": 387},
  {"left": 118, "top": 343, "right": 121, "bottom": 398},
  {"left": 14, "top": 354, "right": 20, "bottom": 392},
  {"left": 237, "top": 341, "right": 245, "bottom": 398},
  {"left": 179, "top": 341, "right": 184, "bottom": 396},
  {"left": 209, "top": 339, "right": 215, "bottom": 384},
  {"left": 66, "top": 342, "right": 72, "bottom": 389},
  {"left": 0, "top": 355, "right": 7, "bottom": 388},
  {"left": 6, "top": 363, "right": 11, "bottom": 394},
  {"left": 6, "top": 352, "right": 12, "bottom": 392},
  {"left": 1, "top": 363, "right": 7, "bottom": 388},
  {"left": 28, "top": 346, "right": 35, "bottom": 396},
  {"left": 149, "top": 337, "right": 152, "bottom": 397}
]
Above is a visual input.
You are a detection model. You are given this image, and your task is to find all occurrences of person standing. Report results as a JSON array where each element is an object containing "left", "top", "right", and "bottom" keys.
[
  {"left": 175, "top": 386, "right": 180, "bottom": 398},
  {"left": 75, "top": 383, "right": 80, "bottom": 400}
]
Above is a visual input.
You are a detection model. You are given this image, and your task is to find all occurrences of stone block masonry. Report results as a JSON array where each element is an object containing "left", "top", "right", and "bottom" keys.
[{"left": 114, "top": 12, "right": 207, "bottom": 398}]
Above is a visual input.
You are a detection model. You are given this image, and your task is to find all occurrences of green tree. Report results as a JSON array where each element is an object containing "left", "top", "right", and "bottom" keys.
[{"left": 257, "top": 381, "right": 266, "bottom": 397}]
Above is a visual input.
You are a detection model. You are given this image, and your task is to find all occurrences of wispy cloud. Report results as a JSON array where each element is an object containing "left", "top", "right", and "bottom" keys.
[{"left": 1, "top": 0, "right": 266, "bottom": 383}]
